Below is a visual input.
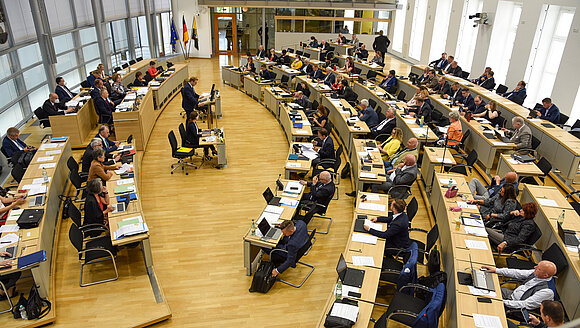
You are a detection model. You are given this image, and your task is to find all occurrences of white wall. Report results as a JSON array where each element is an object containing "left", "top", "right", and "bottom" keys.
[{"left": 170, "top": 0, "right": 212, "bottom": 58}]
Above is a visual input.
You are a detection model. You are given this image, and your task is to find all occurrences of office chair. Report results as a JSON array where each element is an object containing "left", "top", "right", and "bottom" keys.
[
  {"left": 113, "top": 67, "right": 121, "bottom": 73},
  {"left": 371, "top": 283, "right": 446, "bottom": 328},
  {"left": 80, "top": 81, "right": 91, "bottom": 88},
  {"left": 451, "top": 129, "right": 471, "bottom": 160},
  {"left": 518, "top": 157, "right": 551, "bottom": 185},
  {"left": 295, "top": 50, "right": 303, "bottom": 56},
  {"left": 496, "top": 84, "right": 508, "bottom": 95},
  {"left": 270, "top": 229, "right": 316, "bottom": 288},
  {"left": 303, "top": 53, "right": 310, "bottom": 58},
  {"left": 69, "top": 170, "right": 87, "bottom": 202},
  {"left": 168, "top": 130, "right": 196, "bottom": 175},
  {"left": 121, "top": 63, "right": 129, "bottom": 69},
  {"left": 505, "top": 243, "right": 568, "bottom": 276},
  {"left": 69, "top": 224, "right": 118, "bottom": 287},
  {"left": 366, "top": 70, "right": 378, "bottom": 81},
  {"left": 280, "top": 75, "right": 290, "bottom": 88},
  {"left": 514, "top": 135, "right": 541, "bottom": 158},
  {"left": 67, "top": 156, "right": 87, "bottom": 182},
  {"left": 0, "top": 146, "right": 12, "bottom": 167},
  {"left": 396, "top": 90, "right": 406, "bottom": 102},
  {"left": 68, "top": 202, "right": 108, "bottom": 240},
  {"left": 461, "top": 71, "right": 470, "bottom": 79},
  {"left": 406, "top": 197, "right": 419, "bottom": 227},
  {"left": 379, "top": 242, "right": 418, "bottom": 287},
  {"left": 387, "top": 181, "right": 414, "bottom": 200},
  {"left": 136, "top": 56, "right": 143, "bottom": 61},
  {"left": 446, "top": 149, "right": 478, "bottom": 176},
  {"left": 129, "top": 59, "right": 136, "bottom": 65},
  {"left": 368, "top": 98, "right": 377, "bottom": 110},
  {"left": 33, "top": 107, "right": 50, "bottom": 128},
  {"left": 178, "top": 123, "right": 203, "bottom": 168},
  {"left": 0, "top": 280, "right": 14, "bottom": 314},
  {"left": 352, "top": 67, "right": 362, "bottom": 75},
  {"left": 558, "top": 113, "right": 569, "bottom": 127},
  {"left": 312, "top": 144, "right": 341, "bottom": 202}
]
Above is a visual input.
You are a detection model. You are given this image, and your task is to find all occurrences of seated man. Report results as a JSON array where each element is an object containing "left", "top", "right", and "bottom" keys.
[
  {"left": 38, "top": 93, "right": 75, "bottom": 126},
  {"left": 309, "top": 65, "right": 325, "bottom": 80},
  {"left": 383, "top": 137, "right": 419, "bottom": 172},
  {"left": 378, "top": 70, "right": 397, "bottom": 94},
  {"left": 339, "top": 80, "right": 357, "bottom": 103},
  {"left": 322, "top": 67, "right": 336, "bottom": 86},
  {"left": 354, "top": 44, "right": 369, "bottom": 60},
  {"left": 503, "top": 81, "right": 527, "bottom": 103},
  {"left": 482, "top": 260, "right": 557, "bottom": 311},
  {"left": 411, "top": 98, "right": 432, "bottom": 123},
  {"left": 458, "top": 89, "right": 475, "bottom": 112},
  {"left": 295, "top": 82, "right": 311, "bottom": 98},
  {"left": 94, "top": 89, "right": 116, "bottom": 124},
  {"left": 363, "top": 199, "right": 411, "bottom": 256},
  {"left": 430, "top": 77, "right": 451, "bottom": 96},
  {"left": 422, "top": 70, "right": 438, "bottom": 90},
  {"left": 369, "top": 107, "right": 396, "bottom": 138},
  {"left": 358, "top": 99, "right": 378, "bottom": 127},
  {"left": 311, "top": 128, "right": 334, "bottom": 170},
  {"left": 429, "top": 52, "right": 448, "bottom": 70},
  {"left": 502, "top": 116, "right": 532, "bottom": 150},
  {"left": 528, "top": 300, "right": 564, "bottom": 328},
  {"left": 469, "top": 171, "right": 518, "bottom": 201},
  {"left": 258, "top": 66, "right": 273, "bottom": 80},
  {"left": 479, "top": 70, "right": 496, "bottom": 90},
  {"left": 270, "top": 220, "right": 309, "bottom": 278},
  {"left": 95, "top": 125, "right": 120, "bottom": 153},
  {"left": 293, "top": 91, "right": 311, "bottom": 109},
  {"left": 300, "top": 58, "right": 312, "bottom": 76},
  {"left": 255, "top": 44, "right": 267, "bottom": 58},
  {"left": 299, "top": 171, "right": 335, "bottom": 206},
  {"left": 90, "top": 78, "right": 105, "bottom": 100},
  {"left": 443, "top": 60, "right": 462, "bottom": 77},
  {"left": 473, "top": 95, "right": 487, "bottom": 115},
  {"left": 2, "top": 127, "right": 36, "bottom": 164},
  {"left": 371, "top": 154, "right": 418, "bottom": 197},
  {"left": 444, "top": 82, "right": 464, "bottom": 104},
  {"left": 55, "top": 76, "right": 77, "bottom": 103},
  {"left": 535, "top": 98, "right": 560, "bottom": 124}
]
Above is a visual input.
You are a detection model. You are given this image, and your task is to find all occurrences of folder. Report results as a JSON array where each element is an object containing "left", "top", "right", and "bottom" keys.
[
  {"left": 49, "top": 136, "right": 68, "bottom": 143},
  {"left": 120, "top": 173, "right": 134, "bottom": 179},
  {"left": 176, "top": 147, "right": 193, "bottom": 153},
  {"left": 288, "top": 154, "right": 299, "bottom": 160},
  {"left": 17, "top": 250, "right": 47, "bottom": 269},
  {"left": 117, "top": 193, "right": 137, "bottom": 202},
  {"left": 114, "top": 185, "right": 136, "bottom": 194}
]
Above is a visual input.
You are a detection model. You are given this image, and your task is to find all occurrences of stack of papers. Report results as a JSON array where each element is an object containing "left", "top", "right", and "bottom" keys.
[
  {"left": 286, "top": 162, "right": 301, "bottom": 168},
  {"left": 330, "top": 303, "right": 359, "bottom": 322},
  {"left": 439, "top": 178, "right": 457, "bottom": 186},
  {"left": 0, "top": 233, "right": 19, "bottom": 246},
  {"left": 465, "top": 226, "right": 488, "bottom": 237},
  {"left": 0, "top": 225, "right": 19, "bottom": 233},
  {"left": 39, "top": 163, "right": 56, "bottom": 169},
  {"left": 360, "top": 172, "right": 377, "bottom": 179},
  {"left": 461, "top": 217, "right": 484, "bottom": 227},
  {"left": 124, "top": 93, "right": 137, "bottom": 100},
  {"left": 472, "top": 314, "right": 503, "bottom": 328},
  {"left": 352, "top": 256, "right": 375, "bottom": 267},
  {"left": 284, "top": 181, "right": 303, "bottom": 194},
  {"left": 352, "top": 233, "right": 378, "bottom": 244},
  {"left": 114, "top": 222, "right": 148, "bottom": 240},
  {"left": 114, "top": 163, "right": 134, "bottom": 174},
  {"left": 468, "top": 286, "right": 497, "bottom": 297},
  {"left": 457, "top": 201, "right": 478, "bottom": 210},
  {"left": 116, "top": 101, "right": 134, "bottom": 110},
  {"left": 21, "top": 184, "right": 47, "bottom": 196},
  {"left": 259, "top": 211, "right": 281, "bottom": 225},
  {"left": 465, "top": 239, "right": 489, "bottom": 250},
  {"left": 280, "top": 197, "right": 299, "bottom": 207},
  {"left": 39, "top": 143, "right": 57, "bottom": 150},
  {"left": 411, "top": 127, "right": 429, "bottom": 137},
  {"left": 359, "top": 202, "right": 386, "bottom": 212},
  {"left": 365, "top": 194, "right": 381, "bottom": 201},
  {"left": 295, "top": 129, "right": 309, "bottom": 134},
  {"left": 404, "top": 118, "right": 416, "bottom": 124},
  {"left": 45, "top": 149, "right": 62, "bottom": 155},
  {"left": 537, "top": 198, "right": 558, "bottom": 207},
  {"left": 264, "top": 205, "right": 284, "bottom": 215},
  {"left": 436, "top": 157, "right": 453, "bottom": 164},
  {"left": 136, "top": 88, "right": 148, "bottom": 96},
  {"left": 204, "top": 136, "right": 217, "bottom": 142},
  {"left": 364, "top": 219, "right": 382, "bottom": 231},
  {"left": 32, "top": 177, "right": 51, "bottom": 184},
  {"left": 116, "top": 178, "right": 135, "bottom": 185}
]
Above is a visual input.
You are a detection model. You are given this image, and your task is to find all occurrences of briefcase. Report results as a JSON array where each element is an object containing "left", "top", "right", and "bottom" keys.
[{"left": 17, "top": 209, "right": 44, "bottom": 229}]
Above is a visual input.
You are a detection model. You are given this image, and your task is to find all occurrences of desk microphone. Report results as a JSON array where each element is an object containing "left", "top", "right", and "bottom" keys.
[{"left": 275, "top": 174, "right": 282, "bottom": 196}]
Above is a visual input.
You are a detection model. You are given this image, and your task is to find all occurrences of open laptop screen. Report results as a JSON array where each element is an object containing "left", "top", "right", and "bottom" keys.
[
  {"left": 257, "top": 218, "right": 271, "bottom": 236},
  {"left": 262, "top": 187, "right": 274, "bottom": 204},
  {"left": 336, "top": 254, "right": 348, "bottom": 282}
]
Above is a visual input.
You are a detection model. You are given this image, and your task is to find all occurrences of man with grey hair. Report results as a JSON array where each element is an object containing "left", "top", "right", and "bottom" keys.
[
  {"left": 300, "top": 58, "right": 313, "bottom": 76},
  {"left": 371, "top": 154, "right": 418, "bottom": 197},
  {"left": 502, "top": 116, "right": 532, "bottom": 149},
  {"left": 370, "top": 107, "right": 396, "bottom": 138},
  {"left": 358, "top": 99, "right": 378, "bottom": 127},
  {"left": 293, "top": 91, "right": 311, "bottom": 109},
  {"left": 322, "top": 67, "right": 336, "bottom": 86},
  {"left": 81, "top": 137, "right": 120, "bottom": 174}
]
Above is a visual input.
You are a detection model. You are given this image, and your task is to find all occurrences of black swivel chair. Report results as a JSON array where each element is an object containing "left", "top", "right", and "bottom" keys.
[
  {"left": 447, "top": 149, "right": 478, "bottom": 176},
  {"left": 168, "top": 130, "right": 196, "bottom": 175},
  {"left": 519, "top": 157, "right": 551, "bottom": 185},
  {"left": 515, "top": 135, "right": 541, "bottom": 158},
  {"left": 397, "top": 90, "right": 406, "bottom": 102},
  {"left": 505, "top": 243, "right": 568, "bottom": 274},
  {"left": 461, "top": 71, "right": 470, "bottom": 79},
  {"left": 406, "top": 197, "right": 419, "bottom": 228},
  {"left": 129, "top": 59, "right": 136, "bottom": 65},
  {"left": 34, "top": 107, "right": 50, "bottom": 128},
  {"left": 178, "top": 123, "right": 204, "bottom": 167},
  {"left": 69, "top": 224, "right": 118, "bottom": 287},
  {"left": 368, "top": 98, "right": 377, "bottom": 110},
  {"left": 67, "top": 156, "right": 87, "bottom": 182},
  {"left": 69, "top": 170, "right": 87, "bottom": 202},
  {"left": 68, "top": 202, "right": 108, "bottom": 240},
  {"left": 270, "top": 229, "right": 316, "bottom": 288},
  {"left": 280, "top": 75, "right": 290, "bottom": 88},
  {"left": 367, "top": 70, "right": 378, "bottom": 81},
  {"left": 80, "top": 81, "right": 91, "bottom": 88},
  {"left": 11, "top": 164, "right": 26, "bottom": 183},
  {"left": 558, "top": 113, "right": 569, "bottom": 127},
  {"left": 496, "top": 84, "right": 508, "bottom": 95},
  {"left": 136, "top": 56, "right": 143, "bottom": 61}
]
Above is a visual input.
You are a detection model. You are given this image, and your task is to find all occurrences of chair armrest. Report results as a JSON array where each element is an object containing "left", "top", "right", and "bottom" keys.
[
  {"left": 507, "top": 246, "right": 542, "bottom": 259},
  {"left": 381, "top": 269, "right": 402, "bottom": 274},
  {"left": 408, "top": 228, "right": 428, "bottom": 234},
  {"left": 500, "top": 279, "right": 524, "bottom": 287},
  {"left": 399, "top": 283, "right": 432, "bottom": 294},
  {"left": 270, "top": 249, "right": 289, "bottom": 257}
]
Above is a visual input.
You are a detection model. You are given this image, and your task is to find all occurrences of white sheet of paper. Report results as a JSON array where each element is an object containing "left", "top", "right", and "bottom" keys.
[
  {"left": 358, "top": 202, "right": 386, "bottom": 212},
  {"left": 465, "top": 239, "right": 489, "bottom": 250},
  {"left": 39, "top": 163, "right": 56, "bottom": 169},
  {"left": 116, "top": 178, "right": 135, "bottom": 185},
  {"left": 330, "top": 303, "right": 359, "bottom": 322},
  {"left": 259, "top": 212, "right": 281, "bottom": 225},
  {"left": 0, "top": 225, "right": 19, "bottom": 233},
  {"left": 403, "top": 118, "right": 415, "bottom": 124},
  {"left": 339, "top": 285, "right": 360, "bottom": 297},
  {"left": 32, "top": 177, "right": 51, "bottom": 184},
  {"left": 39, "top": 143, "right": 57, "bottom": 150},
  {"left": 491, "top": 141, "right": 507, "bottom": 146},
  {"left": 352, "top": 256, "right": 375, "bottom": 267},
  {"left": 365, "top": 194, "right": 380, "bottom": 201},
  {"left": 468, "top": 286, "right": 497, "bottom": 297},
  {"left": 507, "top": 158, "right": 521, "bottom": 165},
  {"left": 436, "top": 157, "right": 453, "bottom": 164},
  {"left": 439, "top": 178, "right": 457, "bottom": 186},
  {"left": 411, "top": 127, "right": 429, "bottom": 136},
  {"left": 0, "top": 233, "right": 19, "bottom": 245},
  {"left": 465, "top": 226, "right": 489, "bottom": 237},
  {"left": 537, "top": 198, "right": 559, "bottom": 207},
  {"left": 364, "top": 219, "right": 382, "bottom": 231},
  {"left": 264, "top": 205, "right": 284, "bottom": 215},
  {"left": 462, "top": 217, "right": 484, "bottom": 227},
  {"left": 37, "top": 156, "right": 54, "bottom": 162},
  {"left": 351, "top": 233, "right": 378, "bottom": 245},
  {"left": 286, "top": 162, "right": 301, "bottom": 168},
  {"left": 472, "top": 313, "right": 503, "bottom": 328},
  {"left": 457, "top": 201, "right": 478, "bottom": 210},
  {"left": 360, "top": 172, "right": 376, "bottom": 179},
  {"left": 280, "top": 197, "right": 299, "bottom": 207},
  {"left": 295, "top": 129, "right": 309, "bottom": 134}
]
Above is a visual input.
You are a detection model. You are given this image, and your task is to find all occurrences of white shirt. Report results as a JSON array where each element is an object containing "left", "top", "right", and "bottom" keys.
[
  {"left": 11, "top": 139, "right": 24, "bottom": 151},
  {"left": 495, "top": 268, "right": 554, "bottom": 310},
  {"left": 375, "top": 117, "right": 394, "bottom": 131},
  {"left": 389, "top": 165, "right": 410, "bottom": 181}
]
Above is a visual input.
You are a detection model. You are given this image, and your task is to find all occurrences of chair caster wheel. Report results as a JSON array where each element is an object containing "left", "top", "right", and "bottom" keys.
[
  {"left": 186, "top": 172, "right": 189, "bottom": 175},
  {"left": 171, "top": 172, "right": 174, "bottom": 174}
]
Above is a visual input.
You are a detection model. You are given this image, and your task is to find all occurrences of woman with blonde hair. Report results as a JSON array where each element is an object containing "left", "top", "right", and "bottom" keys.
[{"left": 378, "top": 128, "right": 403, "bottom": 161}]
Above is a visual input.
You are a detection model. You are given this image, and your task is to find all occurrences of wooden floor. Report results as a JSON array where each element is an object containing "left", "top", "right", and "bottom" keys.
[{"left": 1, "top": 54, "right": 573, "bottom": 327}]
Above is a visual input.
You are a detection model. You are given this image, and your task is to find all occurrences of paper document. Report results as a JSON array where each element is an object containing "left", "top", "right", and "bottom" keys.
[
  {"left": 465, "top": 226, "right": 488, "bottom": 237},
  {"left": 37, "top": 156, "right": 54, "bottom": 162},
  {"left": 39, "top": 163, "right": 56, "bottom": 169},
  {"left": 365, "top": 194, "right": 380, "bottom": 201},
  {"left": 465, "top": 239, "right": 489, "bottom": 250},
  {"left": 352, "top": 233, "right": 378, "bottom": 244},
  {"left": 124, "top": 93, "right": 137, "bottom": 100},
  {"left": 436, "top": 157, "right": 453, "bottom": 164},
  {"left": 468, "top": 286, "right": 497, "bottom": 297},
  {"left": 404, "top": 118, "right": 416, "bottom": 124},
  {"left": 491, "top": 141, "right": 507, "bottom": 146},
  {"left": 358, "top": 202, "right": 386, "bottom": 212},
  {"left": 457, "top": 201, "right": 478, "bottom": 210},
  {"left": 280, "top": 197, "right": 299, "bottom": 207},
  {"left": 7, "top": 209, "right": 24, "bottom": 222},
  {"left": 39, "top": 143, "right": 57, "bottom": 150},
  {"left": 438, "top": 126, "right": 449, "bottom": 133},
  {"left": 136, "top": 88, "right": 148, "bottom": 96},
  {"left": 32, "top": 177, "right": 51, "bottom": 184},
  {"left": 204, "top": 136, "right": 217, "bottom": 142},
  {"left": 117, "top": 178, "right": 135, "bottom": 185},
  {"left": 537, "top": 198, "right": 559, "bottom": 207},
  {"left": 360, "top": 172, "right": 376, "bottom": 179},
  {"left": 339, "top": 285, "right": 360, "bottom": 297},
  {"left": 280, "top": 192, "right": 298, "bottom": 198},
  {"left": 286, "top": 162, "right": 301, "bottom": 168},
  {"left": 507, "top": 158, "right": 521, "bottom": 165},
  {"left": 26, "top": 185, "right": 48, "bottom": 196},
  {"left": 264, "top": 205, "right": 284, "bottom": 215},
  {"left": 363, "top": 147, "right": 379, "bottom": 152},
  {"left": 284, "top": 181, "right": 303, "bottom": 194},
  {"left": 45, "top": 149, "right": 62, "bottom": 155},
  {"left": 439, "top": 178, "right": 457, "bottom": 186},
  {"left": 114, "top": 163, "right": 134, "bottom": 174},
  {"left": 259, "top": 212, "right": 281, "bottom": 225},
  {"left": 411, "top": 127, "right": 429, "bottom": 137},
  {"left": 364, "top": 219, "right": 382, "bottom": 231},
  {"left": 352, "top": 256, "right": 375, "bottom": 267},
  {"left": 114, "top": 222, "right": 148, "bottom": 240},
  {"left": 0, "top": 233, "right": 19, "bottom": 246},
  {"left": 330, "top": 303, "right": 359, "bottom": 322},
  {"left": 295, "top": 129, "right": 309, "bottom": 134},
  {"left": 0, "top": 225, "right": 19, "bottom": 233},
  {"left": 462, "top": 217, "right": 484, "bottom": 227},
  {"left": 472, "top": 313, "right": 503, "bottom": 328}
]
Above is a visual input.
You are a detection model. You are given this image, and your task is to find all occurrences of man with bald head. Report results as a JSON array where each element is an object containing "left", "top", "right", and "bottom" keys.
[
  {"left": 482, "top": 260, "right": 557, "bottom": 310},
  {"left": 384, "top": 137, "right": 419, "bottom": 172},
  {"left": 299, "top": 170, "right": 335, "bottom": 205},
  {"left": 371, "top": 154, "right": 418, "bottom": 197},
  {"left": 469, "top": 172, "right": 518, "bottom": 200},
  {"left": 38, "top": 93, "right": 74, "bottom": 126}
]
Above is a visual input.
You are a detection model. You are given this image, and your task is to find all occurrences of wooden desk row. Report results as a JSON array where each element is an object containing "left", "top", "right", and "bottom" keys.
[
  {"left": 316, "top": 191, "right": 389, "bottom": 328},
  {"left": 150, "top": 63, "right": 189, "bottom": 111},
  {"left": 119, "top": 58, "right": 156, "bottom": 86}
]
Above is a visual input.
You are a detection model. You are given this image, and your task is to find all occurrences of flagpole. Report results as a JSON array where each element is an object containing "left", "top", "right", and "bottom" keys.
[{"left": 175, "top": 16, "right": 187, "bottom": 61}]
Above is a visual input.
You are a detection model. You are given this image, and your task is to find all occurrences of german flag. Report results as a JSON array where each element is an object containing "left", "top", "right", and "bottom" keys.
[{"left": 182, "top": 16, "right": 189, "bottom": 46}]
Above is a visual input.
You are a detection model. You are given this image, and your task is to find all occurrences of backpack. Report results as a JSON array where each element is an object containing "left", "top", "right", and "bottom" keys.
[
  {"left": 61, "top": 197, "right": 73, "bottom": 220},
  {"left": 12, "top": 293, "right": 27, "bottom": 319},
  {"left": 16, "top": 151, "right": 34, "bottom": 167},
  {"left": 249, "top": 261, "right": 276, "bottom": 293},
  {"left": 26, "top": 284, "right": 51, "bottom": 319},
  {"left": 341, "top": 162, "right": 351, "bottom": 179}
]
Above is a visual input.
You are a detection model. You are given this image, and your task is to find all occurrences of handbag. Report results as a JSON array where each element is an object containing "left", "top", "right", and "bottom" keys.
[{"left": 445, "top": 186, "right": 458, "bottom": 198}]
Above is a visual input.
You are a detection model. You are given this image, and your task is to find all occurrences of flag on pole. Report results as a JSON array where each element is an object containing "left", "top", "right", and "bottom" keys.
[
  {"left": 182, "top": 16, "right": 189, "bottom": 47},
  {"left": 170, "top": 18, "right": 179, "bottom": 52},
  {"left": 192, "top": 16, "right": 199, "bottom": 51}
]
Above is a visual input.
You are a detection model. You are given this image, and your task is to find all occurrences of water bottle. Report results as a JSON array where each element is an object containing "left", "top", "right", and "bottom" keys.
[
  {"left": 258, "top": 76, "right": 262, "bottom": 83},
  {"left": 495, "top": 124, "right": 499, "bottom": 130},
  {"left": 251, "top": 219, "right": 257, "bottom": 236},
  {"left": 42, "top": 167, "right": 49, "bottom": 183},
  {"left": 19, "top": 305, "right": 28, "bottom": 320},
  {"left": 335, "top": 280, "right": 343, "bottom": 300},
  {"left": 292, "top": 116, "right": 296, "bottom": 125},
  {"left": 419, "top": 116, "right": 424, "bottom": 127},
  {"left": 448, "top": 178, "right": 453, "bottom": 188},
  {"left": 557, "top": 210, "right": 565, "bottom": 225}
]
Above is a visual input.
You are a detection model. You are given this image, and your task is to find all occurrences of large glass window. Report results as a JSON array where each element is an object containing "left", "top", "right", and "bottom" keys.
[
  {"left": 4, "top": 1, "right": 36, "bottom": 42},
  {"left": 45, "top": 0, "right": 74, "bottom": 33},
  {"left": 160, "top": 12, "right": 173, "bottom": 55},
  {"left": 80, "top": 27, "right": 97, "bottom": 45},
  {"left": 0, "top": 80, "right": 18, "bottom": 109},
  {"left": 102, "top": 0, "right": 127, "bottom": 20},
  {"left": 429, "top": 0, "right": 452, "bottom": 62},
  {"left": 56, "top": 52, "right": 78, "bottom": 74},
  {"left": 128, "top": 0, "right": 145, "bottom": 15},
  {"left": 75, "top": 0, "right": 95, "bottom": 27},
  {"left": 85, "top": 60, "right": 100, "bottom": 77},
  {"left": 22, "top": 65, "right": 46, "bottom": 90},
  {"left": 17, "top": 44, "right": 43, "bottom": 69},
  {"left": 62, "top": 70, "right": 82, "bottom": 92},
  {"left": 0, "top": 55, "right": 12, "bottom": 81},
  {"left": 485, "top": 1, "right": 522, "bottom": 86},
  {"left": 0, "top": 103, "right": 24, "bottom": 136},
  {"left": 409, "top": 0, "right": 428, "bottom": 60},
  {"left": 392, "top": 0, "right": 408, "bottom": 53},
  {"left": 455, "top": 0, "right": 483, "bottom": 74},
  {"left": 82, "top": 44, "right": 100, "bottom": 62},
  {"left": 28, "top": 85, "right": 50, "bottom": 110},
  {"left": 523, "top": 5, "right": 575, "bottom": 107},
  {"left": 53, "top": 33, "right": 75, "bottom": 54},
  {"left": 569, "top": 85, "right": 580, "bottom": 125}
]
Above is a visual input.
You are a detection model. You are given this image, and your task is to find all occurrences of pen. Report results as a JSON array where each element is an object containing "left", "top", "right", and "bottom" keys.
[{"left": 349, "top": 249, "right": 362, "bottom": 253}]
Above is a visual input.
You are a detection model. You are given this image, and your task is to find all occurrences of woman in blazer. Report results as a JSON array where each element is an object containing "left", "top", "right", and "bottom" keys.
[
  {"left": 378, "top": 128, "right": 403, "bottom": 161},
  {"left": 88, "top": 148, "right": 118, "bottom": 182},
  {"left": 84, "top": 178, "right": 114, "bottom": 229}
]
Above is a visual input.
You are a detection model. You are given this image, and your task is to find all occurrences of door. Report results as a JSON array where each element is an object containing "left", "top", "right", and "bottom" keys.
[{"left": 214, "top": 14, "right": 237, "bottom": 55}]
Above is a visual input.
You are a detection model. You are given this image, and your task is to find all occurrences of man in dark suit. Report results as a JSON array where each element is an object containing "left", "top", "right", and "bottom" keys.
[
  {"left": 473, "top": 96, "right": 487, "bottom": 114},
  {"left": 479, "top": 70, "right": 496, "bottom": 90},
  {"left": 182, "top": 77, "right": 207, "bottom": 118},
  {"left": 90, "top": 78, "right": 104, "bottom": 100},
  {"left": 444, "top": 82, "right": 464, "bottom": 104},
  {"left": 355, "top": 44, "right": 369, "bottom": 60},
  {"left": 95, "top": 125, "right": 120, "bottom": 153},
  {"left": 378, "top": 70, "right": 397, "bottom": 94},
  {"left": 442, "top": 55, "right": 455, "bottom": 72},
  {"left": 372, "top": 154, "right": 418, "bottom": 196},
  {"left": 255, "top": 45, "right": 267, "bottom": 58},
  {"left": 293, "top": 91, "right": 311, "bottom": 109},
  {"left": 318, "top": 40, "right": 330, "bottom": 51},
  {"left": 444, "top": 61, "right": 462, "bottom": 77},
  {"left": 38, "top": 93, "right": 74, "bottom": 126},
  {"left": 55, "top": 77, "right": 77, "bottom": 103},
  {"left": 429, "top": 52, "right": 448, "bottom": 70},
  {"left": 372, "top": 30, "right": 390, "bottom": 61},
  {"left": 299, "top": 170, "right": 335, "bottom": 204},
  {"left": 363, "top": 199, "right": 411, "bottom": 255},
  {"left": 2, "top": 127, "right": 35, "bottom": 162},
  {"left": 94, "top": 89, "right": 115, "bottom": 124},
  {"left": 358, "top": 99, "right": 378, "bottom": 127},
  {"left": 309, "top": 65, "right": 325, "bottom": 80},
  {"left": 299, "top": 58, "right": 313, "bottom": 76},
  {"left": 503, "top": 81, "right": 527, "bottom": 103},
  {"left": 535, "top": 98, "right": 561, "bottom": 124},
  {"left": 270, "top": 220, "right": 309, "bottom": 278},
  {"left": 339, "top": 80, "right": 358, "bottom": 103},
  {"left": 458, "top": 89, "right": 475, "bottom": 112},
  {"left": 415, "top": 98, "right": 433, "bottom": 123},
  {"left": 370, "top": 107, "right": 396, "bottom": 138},
  {"left": 312, "top": 128, "right": 334, "bottom": 170},
  {"left": 259, "top": 66, "right": 274, "bottom": 80},
  {"left": 322, "top": 67, "right": 336, "bottom": 86},
  {"left": 430, "top": 77, "right": 451, "bottom": 96}
]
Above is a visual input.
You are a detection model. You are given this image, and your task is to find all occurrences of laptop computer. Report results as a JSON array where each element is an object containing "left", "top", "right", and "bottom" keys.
[
  {"left": 112, "top": 202, "right": 127, "bottom": 214},
  {"left": 0, "top": 246, "right": 17, "bottom": 260},
  {"left": 337, "top": 253, "right": 365, "bottom": 288},
  {"left": 257, "top": 218, "right": 281, "bottom": 241},
  {"left": 262, "top": 187, "right": 281, "bottom": 206},
  {"left": 557, "top": 222, "right": 579, "bottom": 247},
  {"left": 28, "top": 195, "right": 46, "bottom": 207},
  {"left": 470, "top": 254, "right": 495, "bottom": 291},
  {"left": 494, "top": 130, "right": 512, "bottom": 143}
]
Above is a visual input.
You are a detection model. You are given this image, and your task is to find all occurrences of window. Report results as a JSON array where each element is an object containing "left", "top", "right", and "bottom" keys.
[
  {"left": 56, "top": 52, "right": 78, "bottom": 74},
  {"left": 523, "top": 5, "right": 575, "bottom": 107},
  {"left": 392, "top": 0, "right": 408, "bottom": 53},
  {"left": 0, "top": 103, "right": 24, "bottom": 135},
  {"left": 74, "top": 0, "right": 94, "bottom": 27},
  {"left": 455, "top": 0, "right": 483, "bottom": 73},
  {"left": 128, "top": 0, "right": 145, "bottom": 15},
  {"left": 62, "top": 70, "right": 82, "bottom": 91},
  {"left": 53, "top": 33, "right": 75, "bottom": 54},
  {"left": 80, "top": 27, "right": 97, "bottom": 45},
  {"left": 45, "top": 0, "right": 74, "bottom": 33},
  {"left": 4, "top": 1, "right": 36, "bottom": 42},
  {"left": 485, "top": 1, "right": 522, "bottom": 86},
  {"left": 17, "top": 44, "right": 42, "bottom": 69},
  {"left": 22, "top": 65, "right": 46, "bottom": 90},
  {"left": 85, "top": 60, "right": 100, "bottom": 77},
  {"left": 0, "top": 55, "right": 12, "bottom": 81},
  {"left": 82, "top": 44, "right": 100, "bottom": 62},
  {"left": 429, "top": 0, "right": 452, "bottom": 61},
  {"left": 409, "top": 0, "right": 428, "bottom": 60},
  {"left": 155, "top": 0, "right": 171, "bottom": 12},
  {"left": 0, "top": 80, "right": 18, "bottom": 109},
  {"left": 160, "top": 12, "right": 173, "bottom": 55},
  {"left": 375, "top": 11, "right": 391, "bottom": 38},
  {"left": 102, "top": 0, "right": 127, "bottom": 20},
  {"left": 28, "top": 85, "right": 50, "bottom": 110},
  {"left": 569, "top": 85, "right": 580, "bottom": 125}
]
